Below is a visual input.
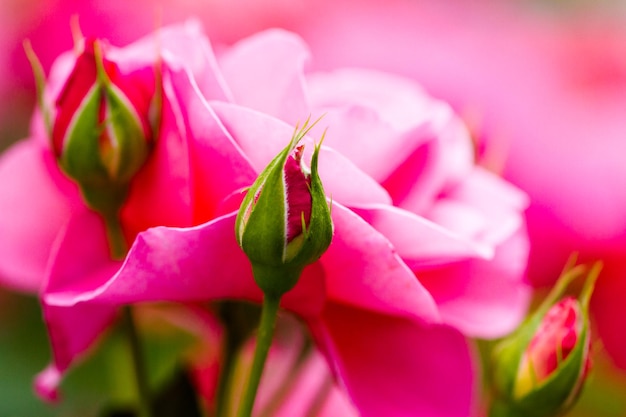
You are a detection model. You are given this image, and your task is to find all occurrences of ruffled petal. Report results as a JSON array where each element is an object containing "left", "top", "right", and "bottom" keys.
[
  {"left": 120, "top": 70, "right": 193, "bottom": 236},
  {"left": 36, "top": 303, "right": 118, "bottom": 401},
  {"left": 307, "top": 69, "right": 453, "bottom": 183},
  {"left": 312, "top": 304, "right": 476, "bottom": 417},
  {"left": 428, "top": 167, "right": 528, "bottom": 247},
  {"left": 322, "top": 204, "right": 440, "bottom": 323},
  {"left": 354, "top": 204, "right": 493, "bottom": 264},
  {"left": 384, "top": 107, "right": 475, "bottom": 213},
  {"left": 0, "top": 139, "right": 79, "bottom": 292},
  {"left": 416, "top": 226, "right": 531, "bottom": 338},
  {"left": 109, "top": 20, "right": 232, "bottom": 101},
  {"left": 210, "top": 101, "right": 392, "bottom": 207},
  {"left": 48, "top": 213, "right": 326, "bottom": 319},
  {"left": 167, "top": 65, "right": 258, "bottom": 223},
  {"left": 37, "top": 209, "right": 122, "bottom": 398},
  {"left": 43, "top": 209, "right": 121, "bottom": 296},
  {"left": 307, "top": 69, "right": 439, "bottom": 134},
  {"left": 218, "top": 29, "right": 310, "bottom": 124}
]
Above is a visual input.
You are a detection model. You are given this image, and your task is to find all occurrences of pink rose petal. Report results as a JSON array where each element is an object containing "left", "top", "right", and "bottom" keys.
[
  {"left": 0, "top": 139, "right": 80, "bottom": 291},
  {"left": 313, "top": 303, "right": 476, "bottom": 417},
  {"left": 209, "top": 101, "right": 392, "bottom": 207},
  {"left": 417, "top": 226, "right": 531, "bottom": 338},
  {"left": 218, "top": 29, "right": 310, "bottom": 125},
  {"left": 321, "top": 204, "right": 440, "bottom": 323}
]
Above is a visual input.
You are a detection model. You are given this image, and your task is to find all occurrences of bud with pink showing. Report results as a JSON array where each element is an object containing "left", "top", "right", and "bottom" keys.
[
  {"left": 235, "top": 119, "right": 333, "bottom": 298},
  {"left": 49, "top": 37, "right": 156, "bottom": 229},
  {"left": 490, "top": 261, "right": 600, "bottom": 417}
]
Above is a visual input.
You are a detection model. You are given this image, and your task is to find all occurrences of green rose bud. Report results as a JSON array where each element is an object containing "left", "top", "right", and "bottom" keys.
[
  {"left": 235, "top": 119, "right": 333, "bottom": 298},
  {"left": 490, "top": 261, "right": 601, "bottom": 417}
]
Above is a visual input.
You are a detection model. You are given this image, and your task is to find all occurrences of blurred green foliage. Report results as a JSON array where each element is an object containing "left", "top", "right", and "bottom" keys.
[{"left": 0, "top": 289, "right": 201, "bottom": 416}]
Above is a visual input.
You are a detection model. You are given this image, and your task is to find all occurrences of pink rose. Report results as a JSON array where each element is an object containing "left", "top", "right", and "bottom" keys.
[
  {"left": 217, "top": 29, "right": 531, "bottom": 338},
  {"left": 36, "top": 26, "right": 530, "bottom": 415}
]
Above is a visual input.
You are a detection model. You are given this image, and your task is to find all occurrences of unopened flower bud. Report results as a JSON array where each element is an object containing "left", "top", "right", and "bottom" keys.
[
  {"left": 52, "top": 38, "right": 154, "bottom": 216},
  {"left": 514, "top": 297, "right": 589, "bottom": 399},
  {"left": 490, "top": 262, "right": 600, "bottom": 417},
  {"left": 236, "top": 120, "right": 333, "bottom": 298}
]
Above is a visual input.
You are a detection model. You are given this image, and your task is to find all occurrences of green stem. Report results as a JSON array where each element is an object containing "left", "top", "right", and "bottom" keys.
[
  {"left": 96, "top": 201, "right": 151, "bottom": 416},
  {"left": 215, "top": 343, "right": 236, "bottom": 417},
  {"left": 103, "top": 212, "right": 128, "bottom": 261},
  {"left": 215, "top": 301, "right": 262, "bottom": 417},
  {"left": 237, "top": 295, "right": 281, "bottom": 417},
  {"left": 122, "top": 306, "right": 152, "bottom": 417}
]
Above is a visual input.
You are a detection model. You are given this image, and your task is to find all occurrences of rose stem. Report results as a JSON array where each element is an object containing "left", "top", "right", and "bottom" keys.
[
  {"left": 106, "top": 214, "right": 152, "bottom": 417},
  {"left": 121, "top": 306, "right": 152, "bottom": 417},
  {"left": 237, "top": 295, "right": 280, "bottom": 417}
]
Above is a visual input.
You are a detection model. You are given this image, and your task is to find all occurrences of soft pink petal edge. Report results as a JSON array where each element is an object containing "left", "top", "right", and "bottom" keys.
[{"left": 0, "top": 139, "right": 79, "bottom": 292}]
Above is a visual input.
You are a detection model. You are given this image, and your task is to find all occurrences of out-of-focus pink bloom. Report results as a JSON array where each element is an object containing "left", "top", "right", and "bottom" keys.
[
  {"left": 38, "top": 27, "right": 531, "bottom": 415},
  {"left": 502, "top": 25, "right": 626, "bottom": 371},
  {"left": 5, "top": 0, "right": 306, "bottom": 96}
]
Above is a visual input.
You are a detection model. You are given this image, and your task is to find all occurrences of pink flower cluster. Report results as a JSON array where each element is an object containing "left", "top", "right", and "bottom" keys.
[{"left": 0, "top": 21, "right": 530, "bottom": 416}]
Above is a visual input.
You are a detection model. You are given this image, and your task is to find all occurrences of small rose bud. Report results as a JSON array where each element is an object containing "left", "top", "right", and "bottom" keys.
[
  {"left": 236, "top": 120, "right": 333, "bottom": 298},
  {"left": 52, "top": 38, "right": 154, "bottom": 216},
  {"left": 490, "top": 262, "right": 600, "bottom": 417},
  {"left": 514, "top": 297, "right": 589, "bottom": 399}
]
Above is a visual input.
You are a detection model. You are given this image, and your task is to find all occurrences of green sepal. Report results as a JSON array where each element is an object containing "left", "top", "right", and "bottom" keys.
[
  {"left": 59, "top": 86, "right": 110, "bottom": 187},
  {"left": 101, "top": 84, "right": 151, "bottom": 181},
  {"left": 237, "top": 143, "right": 290, "bottom": 268},
  {"left": 59, "top": 86, "right": 149, "bottom": 190},
  {"left": 24, "top": 40, "right": 52, "bottom": 137}
]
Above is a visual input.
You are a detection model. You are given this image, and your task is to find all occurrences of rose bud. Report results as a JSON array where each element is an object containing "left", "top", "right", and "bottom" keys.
[
  {"left": 235, "top": 120, "right": 333, "bottom": 298},
  {"left": 490, "top": 262, "right": 600, "bottom": 417},
  {"left": 51, "top": 38, "right": 155, "bottom": 218}
]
